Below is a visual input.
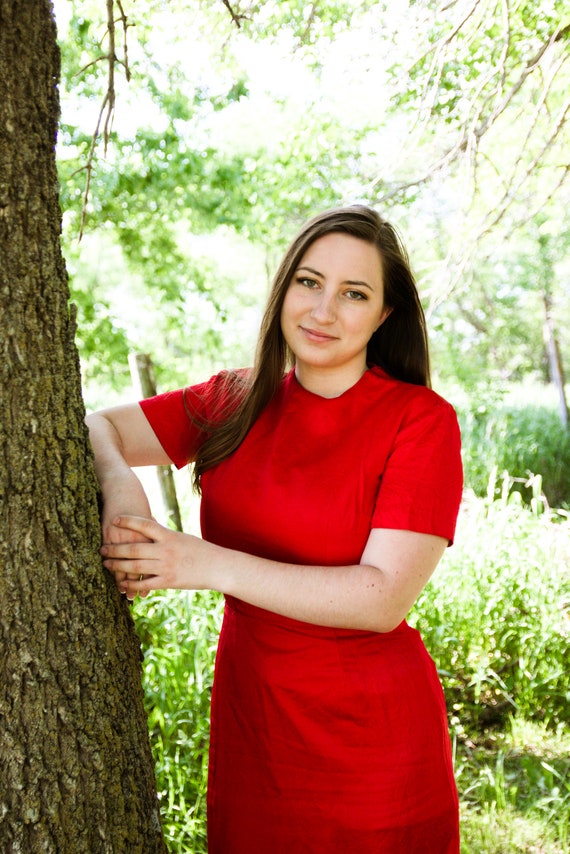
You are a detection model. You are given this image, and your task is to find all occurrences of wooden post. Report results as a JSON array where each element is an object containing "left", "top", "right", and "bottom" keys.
[
  {"left": 542, "top": 292, "right": 569, "bottom": 430},
  {"left": 129, "top": 353, "right": 184, "bottom": 531}
]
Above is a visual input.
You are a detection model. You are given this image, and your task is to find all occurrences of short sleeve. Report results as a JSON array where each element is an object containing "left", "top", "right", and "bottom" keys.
[
  {"left": 372, "top": 395, "right": 463, "bottom": 544},
  {"left": 139, "top": 371, "right": 242, "bottom": 469}
]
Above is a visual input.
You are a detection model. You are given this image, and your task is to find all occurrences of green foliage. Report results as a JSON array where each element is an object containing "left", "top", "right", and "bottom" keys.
[
  {"left": 134, "top": 589, "right": 223, "bottom": 853},
  {"left": 427, "top": 213, "right": 570, "bottom": 392},
  {"left": 458, "top": 402, "right": 570, "bottom": 507},
  {"left": 69, "top": 279, "right": 131, "bottom": 387},
  {"left": 227, "top": 0, "right": 378, "bottom": 48},
  {"left": 410, "top": 491, "right": 570, "bottom": 733},
  {"left": 457, "top": 721, "right": 570, "bottom": 853},
  {"left": 394, "top": 0, "right": 568, "bottom": 127}
]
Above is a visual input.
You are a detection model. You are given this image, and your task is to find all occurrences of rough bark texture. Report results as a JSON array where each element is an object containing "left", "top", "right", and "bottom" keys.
[{"left": 0, "top": 2, "right": 167, "bottom": 851}]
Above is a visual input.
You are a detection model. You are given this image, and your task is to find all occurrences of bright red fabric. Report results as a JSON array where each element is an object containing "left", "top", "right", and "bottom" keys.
[{"left": 140, "top": 367, "right": 463, "bottom": 852}]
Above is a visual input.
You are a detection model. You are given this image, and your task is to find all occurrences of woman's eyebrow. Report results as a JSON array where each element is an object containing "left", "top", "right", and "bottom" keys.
[
  {"left": 295, "top": 266, "right": 374, "bottom": 291},
  {"left": 296, "top": 265, "right": 323, "bottom": 277}
]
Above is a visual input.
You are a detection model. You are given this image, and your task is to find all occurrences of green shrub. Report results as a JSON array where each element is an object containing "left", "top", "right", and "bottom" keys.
[
  {"left": 458, "top": 403, "right": 570, "bottom": 507},
  {"left": 410, "top": 489, "right": 570, "bottom": 733}
]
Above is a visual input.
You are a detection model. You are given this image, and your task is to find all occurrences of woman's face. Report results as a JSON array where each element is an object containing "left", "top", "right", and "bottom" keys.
[{"left": 280, "top": 233, "right": 391, "bottom": 394}]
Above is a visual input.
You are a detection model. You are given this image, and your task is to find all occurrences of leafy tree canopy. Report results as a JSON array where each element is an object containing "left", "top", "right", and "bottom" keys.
[{"left": 54, "top": 0, "right": 569, "bottom": 399}]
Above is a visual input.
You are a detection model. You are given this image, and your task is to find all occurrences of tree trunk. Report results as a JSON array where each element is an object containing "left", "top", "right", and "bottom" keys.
[{"left": 0, "top": 2, "right": 166, "bottom": 851}]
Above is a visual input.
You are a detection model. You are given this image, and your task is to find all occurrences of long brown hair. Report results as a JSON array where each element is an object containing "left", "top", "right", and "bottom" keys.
[{"left": 192, "top": 204, "right": 430, "bottom": 490}]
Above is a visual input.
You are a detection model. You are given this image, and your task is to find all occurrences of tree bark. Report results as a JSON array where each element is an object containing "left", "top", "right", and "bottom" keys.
[{"left": 0, "top": 2, "right": 166, "bottom": 851}]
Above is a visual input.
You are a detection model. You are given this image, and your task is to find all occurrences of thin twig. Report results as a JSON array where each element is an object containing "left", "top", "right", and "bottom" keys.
[
  {"left": 79, "top": 92, "right": 110, "bottom": 241},
  {"left": 103, "top": 0, "right": 116, "bottom": 153},
  {"left": 78, "top": 0, "right": 132, "bottom": 240},
  {"left": 116, "top": 0, "right": 132, "bottom": 82},
  {"left": 75, "top": 55, "right": 108, "bottom": 76},
  {"left": 221, "top": 0, "right": 245, "bottom": 28}
]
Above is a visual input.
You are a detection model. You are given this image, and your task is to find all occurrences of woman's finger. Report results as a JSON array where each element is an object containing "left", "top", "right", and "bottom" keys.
[
  {"left": 100, "top": 541, "right": 154, "bottom": 560},
  {"left": 103, "top": 557, "right": 156, "bottom": 576},
  {"left": 119, "top": 575, "right": 155, "bottom": 601},
  {"left": 112, "top": 515, "right": 161, "bottom": 540}
]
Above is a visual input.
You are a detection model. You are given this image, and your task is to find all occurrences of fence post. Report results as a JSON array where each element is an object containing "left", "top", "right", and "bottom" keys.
[
  {"left": 128, "top": 352, "right": 184, "bottom": 532},
  {"left": 542, "top": 292, "right": 569, "bottom": 430}
]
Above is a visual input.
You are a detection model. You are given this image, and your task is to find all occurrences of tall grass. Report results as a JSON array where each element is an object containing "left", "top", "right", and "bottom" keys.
[
  {"left": 410, "top": 481, "right": 570, "bottom": 732},
  {"left": 134, "top": 486, "right": 570, "bottom": 851},
  {"left": 458, "top": 402, "right": 570, "bottom": 507},
  {"left": 134, "top": 590, "right": 223, "bottom": 852},
  {"left": 456, "top": 719, "right": 570, "bottom": 853}
]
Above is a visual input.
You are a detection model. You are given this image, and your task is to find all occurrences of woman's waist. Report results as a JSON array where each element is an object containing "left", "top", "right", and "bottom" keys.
[
  {"left": 224, "top": 594, "right": 413, "bottom": 642},
  {"left": 220, "top": 597, "right": 438, "bottom": 699}
]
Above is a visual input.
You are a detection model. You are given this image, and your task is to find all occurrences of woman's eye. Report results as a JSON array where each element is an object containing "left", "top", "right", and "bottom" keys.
[
  {"left": 298, "top": 277, "right": 319, "bottom": 288},
  {"left": 346, "top": 290, "right": 367, "bottom": 301}
]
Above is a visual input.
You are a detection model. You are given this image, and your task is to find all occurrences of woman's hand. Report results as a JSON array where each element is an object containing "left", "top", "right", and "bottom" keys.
[{"left": 100, "top": 515, "right": 212, "bottom": 600}]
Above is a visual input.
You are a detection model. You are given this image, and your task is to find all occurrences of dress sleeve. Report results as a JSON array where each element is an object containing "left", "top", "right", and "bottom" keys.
[
  {"left": 371, "top": 394, "right": 463, "bottom": 544},
  {"left": 138, "top": 371, "right": 240, "bottom": 469}
]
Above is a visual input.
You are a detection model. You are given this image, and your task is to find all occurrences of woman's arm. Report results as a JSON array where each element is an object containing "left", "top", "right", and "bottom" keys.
[
  {"left": 100, "top": 516, "right": 446, "bottom": 632},
  {"left": 86, "top": 404, "right": 174, "bottom": 471},
  {"left": 85, "top": 405, "right": 174, "bottom": 544}
]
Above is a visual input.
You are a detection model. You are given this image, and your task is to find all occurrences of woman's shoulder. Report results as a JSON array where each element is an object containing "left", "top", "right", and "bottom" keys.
[
  {"left": 189, "top": 366, "right": 252, "bottom": 392},
  {"left": 183, "top": 366, "right": 252, "bottom": 420},
  {"left": 368, "top": 366, "right": 457, "bottom": 432},
  {"left": 367, "top": 365, "right": 457, "bottom": 414}
]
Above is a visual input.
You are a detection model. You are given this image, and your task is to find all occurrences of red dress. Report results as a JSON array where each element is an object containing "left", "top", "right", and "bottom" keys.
[{"left": 140, "top": 367, "right": 463, "bottom": 853}]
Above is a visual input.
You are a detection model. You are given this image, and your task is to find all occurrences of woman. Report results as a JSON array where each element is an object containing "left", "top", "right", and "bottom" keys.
[{"left": 87, "top": 205, "right": 463, "bottom": 852}]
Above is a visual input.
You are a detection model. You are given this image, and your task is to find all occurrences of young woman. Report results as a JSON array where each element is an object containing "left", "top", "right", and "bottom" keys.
[{"left": 87, "top": 205, "right": 463, "bottom": 852}]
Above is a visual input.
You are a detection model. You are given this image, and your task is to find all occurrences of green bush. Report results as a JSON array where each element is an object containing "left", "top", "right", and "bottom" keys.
[
  {"left": 458, "top": 403, "right": 570, "bottom": 507},
  {"left": 410, "top": 489, "right": 570, "bottom": 734}
]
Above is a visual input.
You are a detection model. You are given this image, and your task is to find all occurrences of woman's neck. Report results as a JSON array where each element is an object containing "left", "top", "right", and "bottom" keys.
[{"left": 293, "top": 363, "right": 368, "bottom": 399}]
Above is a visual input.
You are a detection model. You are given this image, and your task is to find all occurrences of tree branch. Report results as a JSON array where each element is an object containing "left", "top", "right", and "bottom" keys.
[
  {"left": 221, "top": 0, "right": 246, "bottom": 29},
  {"left": 78, "top": 0, "right": 132, "bottom": 240},
  {"left": 372, "top": 16, "right": 569, "bottom": 208}
]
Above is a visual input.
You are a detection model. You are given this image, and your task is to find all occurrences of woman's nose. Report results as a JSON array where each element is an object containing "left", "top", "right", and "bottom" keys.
[{"left": 310, "top": 292, "right": 336, "bottom": 323}]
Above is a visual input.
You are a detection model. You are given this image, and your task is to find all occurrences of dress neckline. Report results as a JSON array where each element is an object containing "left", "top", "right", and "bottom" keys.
[{"left": 287, "top": 366, "right": 382, "bottom": 402}]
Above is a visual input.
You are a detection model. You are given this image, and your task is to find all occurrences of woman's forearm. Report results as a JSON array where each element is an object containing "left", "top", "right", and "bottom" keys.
[
  {"left": 205, "top": 540, "right": 398, "bottom": 632},
  {"left": 101, "top": 517, "right": 447, "bottom": 633},
  {"left": 85, "top": 412, "right": 155, "bottom": 545},
  {"left": 85, "top": 412, "right": 133, "bottom": 486}
]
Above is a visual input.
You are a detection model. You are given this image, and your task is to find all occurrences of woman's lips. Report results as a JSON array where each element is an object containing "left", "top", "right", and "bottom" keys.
[{"left": 300, "top": 326, "right": 338, "bottom": 342}]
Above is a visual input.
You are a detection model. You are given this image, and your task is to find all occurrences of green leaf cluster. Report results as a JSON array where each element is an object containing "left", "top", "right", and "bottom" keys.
[{"left": 55, "top": 0, "right": 570, "bottom": 406}]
